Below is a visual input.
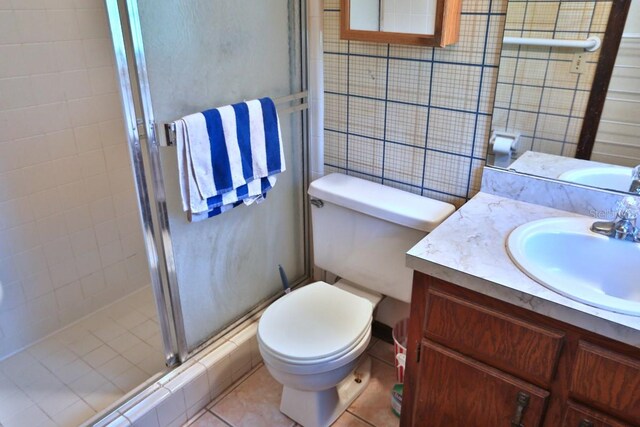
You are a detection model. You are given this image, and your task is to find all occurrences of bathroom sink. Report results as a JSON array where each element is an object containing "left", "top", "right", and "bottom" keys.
[
  {"left": 507, "top": 217, "right": 640, "bottom": 316},
  {"left": 558, "top": 166, "right": 632, "bottom": 192}
]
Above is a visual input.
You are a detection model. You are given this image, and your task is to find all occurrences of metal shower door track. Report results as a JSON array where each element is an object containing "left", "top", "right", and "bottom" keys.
[
  {"left": 123, "top": 0, "right": 189, "bottom": 363},
  {"left": 105, "top": 0, "right": 182, "bottom": 366}
]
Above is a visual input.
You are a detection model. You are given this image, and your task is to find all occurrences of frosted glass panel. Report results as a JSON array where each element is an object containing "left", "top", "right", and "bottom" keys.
[{"left": 137, "top": 1, "right": 305, "bottom": 351}]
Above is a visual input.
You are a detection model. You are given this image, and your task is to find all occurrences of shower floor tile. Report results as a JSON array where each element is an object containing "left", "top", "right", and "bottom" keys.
[
  {"left": 0, "top": 286, "right": 166, "bottom": 427},
  {"left": 186, "top": 338, "right": 400, "bottom": 427}
]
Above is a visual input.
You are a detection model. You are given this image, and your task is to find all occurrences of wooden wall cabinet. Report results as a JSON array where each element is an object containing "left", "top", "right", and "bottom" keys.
[{"left": 401, "top": 273, "right": 640, "bottom": 427}]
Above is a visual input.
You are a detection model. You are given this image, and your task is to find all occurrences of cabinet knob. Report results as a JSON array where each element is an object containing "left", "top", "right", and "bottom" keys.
[
  {"left": 510, "top": 391, "right": 530, "bottom": 427},
  {"left": 578, "top": 420, "right": 594, "bottom": 427}
]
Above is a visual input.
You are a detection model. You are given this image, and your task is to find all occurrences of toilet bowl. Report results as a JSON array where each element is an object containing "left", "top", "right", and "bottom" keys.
[
  {"left": 258, "top": 281, "right": 375, "bottom": 427},
  {"left": 257, "top": 173, "right": 455, "bottom": 427}
]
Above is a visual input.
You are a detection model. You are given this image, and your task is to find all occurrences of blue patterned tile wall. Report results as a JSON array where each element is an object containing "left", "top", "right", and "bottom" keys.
[{"left": 322, "top": 0, "right": 507, "bottom": 207}]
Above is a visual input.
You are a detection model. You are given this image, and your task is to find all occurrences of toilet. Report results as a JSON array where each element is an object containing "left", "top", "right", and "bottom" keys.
[{"left": 257, "top": 173, "right": 455, "bottom": 427}]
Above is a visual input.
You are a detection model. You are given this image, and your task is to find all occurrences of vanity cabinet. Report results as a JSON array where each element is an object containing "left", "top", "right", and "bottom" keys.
[{"left": 400, "top": 273, "right": 640, "bottom": 427}]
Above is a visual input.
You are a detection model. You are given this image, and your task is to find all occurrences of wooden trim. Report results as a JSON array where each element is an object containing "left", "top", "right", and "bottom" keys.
[
  {"left": 339, "top": 0, "right": 461, "bottom": 47},
  {"left": 399, "top": 272, "right": 429, "bottom": 427},
  {"left": 440, "top": 0, "right": 462, "bottom": 46},
  {"left": 576, "top": 0, "right": 632, "bottom": 160}
]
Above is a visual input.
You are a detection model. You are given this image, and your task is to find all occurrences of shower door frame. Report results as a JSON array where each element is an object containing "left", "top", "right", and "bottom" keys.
[
  {"left": 107, "top": 0, "right": 312, "bottom": 366},
  {"left": 105, "top": 0, "right": 181, "bottom": 368}
]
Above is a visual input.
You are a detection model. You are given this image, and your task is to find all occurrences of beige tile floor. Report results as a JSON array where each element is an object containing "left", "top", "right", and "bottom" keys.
[
  {"left": 185, "top": 338, "right": 400, "bottom": 427},
  {"left": 0, "top": 286, "right": 165, "bottom": 427}
]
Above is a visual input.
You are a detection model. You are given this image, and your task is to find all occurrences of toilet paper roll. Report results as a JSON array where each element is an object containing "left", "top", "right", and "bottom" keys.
[
  {"left": 492, "top": 136, "right": 513, "bottom": 154},
  {"left": 493, "top": 136, "right": 513, "bottom": 168}
]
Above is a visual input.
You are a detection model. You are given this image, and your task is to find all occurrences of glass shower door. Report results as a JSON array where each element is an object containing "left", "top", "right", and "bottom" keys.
[{"left": 130, "top": 0, "right": 309, "bottom": 360}]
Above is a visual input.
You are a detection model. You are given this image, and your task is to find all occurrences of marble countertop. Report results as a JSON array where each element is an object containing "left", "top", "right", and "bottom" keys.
[{"left": 406, "top": 192, "right": 640, "bottom": 348}]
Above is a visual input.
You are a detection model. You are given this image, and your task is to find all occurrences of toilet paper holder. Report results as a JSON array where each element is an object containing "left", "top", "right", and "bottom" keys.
[{"left": 490, "top": 130, "right": 520, "bottom": 155}]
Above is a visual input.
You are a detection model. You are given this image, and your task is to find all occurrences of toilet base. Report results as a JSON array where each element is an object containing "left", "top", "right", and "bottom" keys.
[{"left": 280, "top": 356, "right": 372, "bottom": 427}]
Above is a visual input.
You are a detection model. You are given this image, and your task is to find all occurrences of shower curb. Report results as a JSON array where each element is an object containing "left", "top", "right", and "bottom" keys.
[{"left": 86, "top": 316, "right": 263, "bottom": 427}]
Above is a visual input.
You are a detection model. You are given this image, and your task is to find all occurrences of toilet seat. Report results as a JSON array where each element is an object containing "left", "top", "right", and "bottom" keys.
[
  {"left": 259, "top": 323, "right": 371, "bottom": 376},
  {"left": 258, "top": 321, "right": 371, "bottom": 366},
  {"left": 258, "top": 281, "right": 373, "bottom": 366}
]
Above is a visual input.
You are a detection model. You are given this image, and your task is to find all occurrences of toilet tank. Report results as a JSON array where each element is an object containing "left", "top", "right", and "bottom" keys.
[{"left": 308, "top": 173, "right": 455, "bottom": 303}]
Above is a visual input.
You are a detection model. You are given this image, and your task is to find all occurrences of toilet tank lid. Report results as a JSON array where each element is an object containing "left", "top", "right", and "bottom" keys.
[{"left": 308, "top": 173, "right": 455, "bottom": 232}]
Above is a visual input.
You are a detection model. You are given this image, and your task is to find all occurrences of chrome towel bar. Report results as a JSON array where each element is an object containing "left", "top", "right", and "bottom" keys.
[{"left": 159, "top": 91, "right": 308, "bottom": 147}]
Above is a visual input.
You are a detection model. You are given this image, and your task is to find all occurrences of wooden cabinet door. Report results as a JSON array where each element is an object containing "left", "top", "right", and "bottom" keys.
[
  {"left": 562, "top": 402, "right": 632, "bottom": 427},
  {"left": 423, "top": 288, "right": 565, "bottom": 386},
  {"left": 570, "top": 342, "right": 640, "bottom": 425},
  {"left": 410, "top": 340, "right": 549, "bottom": 427}
]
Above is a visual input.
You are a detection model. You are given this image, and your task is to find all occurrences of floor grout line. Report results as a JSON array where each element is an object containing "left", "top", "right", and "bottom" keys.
[
  {"left": 345, "top": 409, "right": 380, "bottom": 426},
  {"left": 368, "top": 354, "right": 395, "bottom": 368},
  {"left": 207, "top": 363, "right": 299, "bottom": 427},
  {"left": 207, "top": 362, "right": 264, "bottom": 412},
  {"left": 366, "top": 345, "right": 396, "bottom": 368},
  {"left": 208, "top": 411, "right": 233, "bottom": 426},
  {"left": 183, "top": 408, "right": 233, "bottom": 427}
]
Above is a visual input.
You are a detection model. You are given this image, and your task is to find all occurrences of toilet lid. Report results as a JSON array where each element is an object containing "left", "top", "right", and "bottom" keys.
[{"left": 258, "top": 281, "right": 373, "bottom": 362}]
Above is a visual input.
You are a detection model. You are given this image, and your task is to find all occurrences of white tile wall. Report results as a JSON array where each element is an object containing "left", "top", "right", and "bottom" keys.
[
  {"left": 322, "top": 0, "right": 505, "bottom": 206},
  {"left": 0, "top": 0, "right": 149, "bottom": 359}
]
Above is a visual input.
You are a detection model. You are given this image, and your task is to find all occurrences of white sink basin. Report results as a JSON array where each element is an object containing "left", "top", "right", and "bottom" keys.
[
  {"left": 558, "top": 166, "right": 632, "bottom": 192},
  {"left": 507, "top": 217, "right": 640, "bottom": 316}
]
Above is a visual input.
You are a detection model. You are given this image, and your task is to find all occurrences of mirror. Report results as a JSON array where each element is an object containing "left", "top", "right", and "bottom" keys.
[
  {"left": 349, "top": 0, "right": 436, "bottom": 34},
  {"left": 340, "top": 0, "right": 461, "bottom": 47},
  {"left": 486, "top": 0, "right": 640, "bottom": 194}
]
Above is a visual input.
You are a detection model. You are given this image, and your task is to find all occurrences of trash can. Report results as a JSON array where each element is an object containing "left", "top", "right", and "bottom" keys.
[{"left": 392, "top": 318, "right": 409, "bottom": 383}]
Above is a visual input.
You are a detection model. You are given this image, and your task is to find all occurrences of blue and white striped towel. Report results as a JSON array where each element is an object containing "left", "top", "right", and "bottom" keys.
[{"left": 175, "top": 97, "right": 285, "bottom": 222}]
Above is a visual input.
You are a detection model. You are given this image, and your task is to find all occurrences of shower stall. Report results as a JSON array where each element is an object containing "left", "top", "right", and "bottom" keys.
[
  {"left": 0, "top": 0, "right": 309, "bottom": 426},
  {"left": 110, "top": 0, "right": 310, "bottom": 362}
]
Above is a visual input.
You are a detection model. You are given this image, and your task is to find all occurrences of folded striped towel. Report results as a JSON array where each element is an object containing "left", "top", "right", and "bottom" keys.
[{"left": 175, "top": 97, "right": 285, "bottom": 222}]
